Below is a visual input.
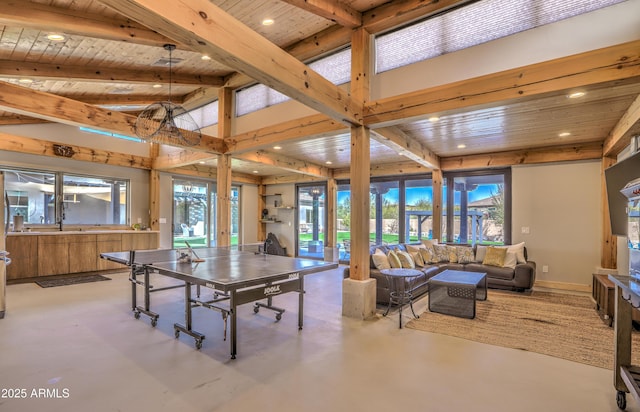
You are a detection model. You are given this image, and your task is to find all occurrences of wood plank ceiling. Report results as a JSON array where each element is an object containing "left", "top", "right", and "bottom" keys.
[{"left": 0, "top": 0, "right": 639, "bottom": 179}]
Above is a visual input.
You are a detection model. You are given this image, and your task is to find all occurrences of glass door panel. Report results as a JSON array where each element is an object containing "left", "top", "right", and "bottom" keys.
[
  {"left": 370, "top": 181, "right": 399, "bottom": 245},
  {"left": 173, "top": 179, "right": 208, "bottom": 248},
  {"left": 452, "top": 174, "right": 505, "bottom": 245},
  {"left": 297, "top": 185, "right": 325, "bottom": 259},
  {"left": 404, "top": 178, "right": 433, "bottom": 243}
]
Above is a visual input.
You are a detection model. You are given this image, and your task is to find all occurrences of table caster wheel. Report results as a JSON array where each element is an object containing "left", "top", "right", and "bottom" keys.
[
  {"left": 617, "top": 390, "right": 627, "bottom": 410},
  {"left": 275, "top": 313, "right": 282, "bottom": 321},
  {"left": 195, "top": 339, "right": 203, "bottom": 350},
  {"left": 253, "top": 305, "right": 259, "bottom": 314},
  {"left": 174, "top": 329, "right": 180, "bottom": 339},
  {"left": 150, "top": 318, "right": 157, "bottom": 327},
  {"left": 134, "top": 311, "right": 140, "bottom": 320}
]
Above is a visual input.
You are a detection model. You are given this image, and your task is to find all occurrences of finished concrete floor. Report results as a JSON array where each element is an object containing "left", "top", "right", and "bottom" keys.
[{"left": 0, "top": 266, "right": 636, "bottom": 412}]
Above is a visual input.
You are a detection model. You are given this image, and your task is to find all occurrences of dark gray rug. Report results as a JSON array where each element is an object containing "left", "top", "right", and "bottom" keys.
[{"left": 35, "top": 274, "right": 111, "bottom": 288}]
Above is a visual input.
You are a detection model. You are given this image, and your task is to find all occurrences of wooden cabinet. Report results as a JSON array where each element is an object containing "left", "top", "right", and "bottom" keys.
[
  {"left": 6, "top": 231, "right": 160, "bottom": 280},
  {"left": 37, "top": 235, "right": 71, "bottom": 276},
  {"left": 68, "top": 234, "right": 97, "bottom": 273},
  {"left": 96, "top": 234, "right": 123, "bottom": 271},
  {"left": 122, "top": 232, "right": 158, "bottom": 251},
  {"left": 6, "top": 235, "right": 38, "bottom": 280}
]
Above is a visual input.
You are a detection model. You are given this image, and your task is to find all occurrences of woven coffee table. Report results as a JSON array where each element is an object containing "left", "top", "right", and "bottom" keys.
[{"left": 428, "top": 270, "right": 487, "bottom": 319}]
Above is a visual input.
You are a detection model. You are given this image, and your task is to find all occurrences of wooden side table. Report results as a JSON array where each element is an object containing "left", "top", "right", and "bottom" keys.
[{"left": 592, "top": 273, "right": 614, "bottom": 326}]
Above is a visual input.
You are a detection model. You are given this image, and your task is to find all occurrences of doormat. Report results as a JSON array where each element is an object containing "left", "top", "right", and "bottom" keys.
[{"left": 35, "top": 274, "right": 111, "bottom": 288}]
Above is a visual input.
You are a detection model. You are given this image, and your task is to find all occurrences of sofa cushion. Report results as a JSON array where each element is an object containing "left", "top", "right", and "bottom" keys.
[
  {"left": 433, "top": 244, "right": 450, "bottom": 263},
  {"left": 387, "top": 250, "right": 402, "bottom": 268},
  {"left": 447, "top": 246, "right": 459, "bottom": 263},
  {"left": 483, "top": 246, "right": 507, "bottom": 267},
  {"left": 502, "top": 251, "right": 517, "bottom": 269},
  {"left": 396, "top": 250, "right": 415, "bottom": 269},
  {"left": 457, "top": 246, "right": 475, "bottom": 264},
  {"left": 465, "top": 263, "right": 515, "bottom": 281},
  {"left": 372, "top": 249, "right": 391, "bottom": 270}
]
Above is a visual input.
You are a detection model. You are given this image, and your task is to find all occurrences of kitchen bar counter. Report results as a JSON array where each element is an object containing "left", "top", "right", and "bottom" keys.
[{"left": 6, "top": 230, "right": 159, "bottom": 280}]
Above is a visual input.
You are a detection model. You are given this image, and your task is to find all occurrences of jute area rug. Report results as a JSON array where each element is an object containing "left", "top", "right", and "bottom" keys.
[{"left": 406, "top": 290, "right": 640, "bottom": 369}]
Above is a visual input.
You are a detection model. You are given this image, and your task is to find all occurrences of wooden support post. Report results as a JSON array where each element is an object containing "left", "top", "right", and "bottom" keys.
[
  {"left": 149, "top": 170, "right": 160, "bottom": 231},
  {"left": 258, "top": 184, "right": 266, "bottom": 242},
  {"left": 349, "top": 125, "right": 370, "bottom": 281},
  {"left": 326, "top": 178, "right": 337, "bottom": 249},
  {"left": 432, "top": 168, "right": 443, "bottom": 242},
  {"left": 216, "top": 87, "right": 233, "bottom": 247},
  {"left": 602, "top": 156, "right": 618, "bottom": 269}
]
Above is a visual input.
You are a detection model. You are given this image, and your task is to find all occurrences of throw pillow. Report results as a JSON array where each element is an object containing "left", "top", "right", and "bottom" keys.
[
  {"left": 405, "top": 244, "right": 425, "bottom": 254},
  {"left": 419, "top": 248, "right": 434, "bottom": 264},
  {"left": 457, "top": 246, "right": 475, "bottom": 264},
  {"left": 371, "top": 249, "right": 391, "bottom": 270},
  {"left": 502, "top": 251, "right": 517, "bottom": 269},
  {"left": 396, "top": 250, "right": 415, "bottom": 269},
  {"left": 508, "top": 242, "right": 526, "bottom": 264},
  {"left": 475, "top": 245, "right": 487, "bottom": 263},
  {"left": 433, "top": 244, "right": 450, "bottom": 263},
  {"left": 420, "top": 239, "right": 438, "bottom": 248},
  {"left": 410, "top": 250, "right": 425, "bottom": 267},
  {"left": 387, "top": 250, "right": 402, "bottom": 268},
  {"left": 447, "top": 245, "right": 458, "bottom": 263},
  {"left": 482, "top": 246, "right": 507, "bottom": 267}
]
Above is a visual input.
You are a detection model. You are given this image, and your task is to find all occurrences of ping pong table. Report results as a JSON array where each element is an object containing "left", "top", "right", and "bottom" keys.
[{"left": 100, "top": 247, "right": 338, "bottom": 359}]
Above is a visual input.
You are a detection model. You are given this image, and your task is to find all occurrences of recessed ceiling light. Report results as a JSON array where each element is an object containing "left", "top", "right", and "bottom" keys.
[
  {"left": 199, "top": 161, "right": 205, "bottom": 164},
  {"left": 568, "top": 91, "right": 586, "bottom": 99},
  {"left": 201, "top": 55, "right": 211, "bottom": 61},
  {"left": 152, "top": 84, "right": 163, "bottom": 88},
  {"left": 457, "top": 144, "right": 467, "bottom": 149},
  {"left": 262, "top": 18, "right": 274, "bottom": 26},
  {"left": 429, "top": 116, "right": 440, "bottom": 122},
  {"left": 47, "top": 33, "right": 66, "bottom": 42},
  {"left": 273, "top": 146, "right": 282, "bottom": 150},
  {"left": 252, "top": 170, "right": 259, "bottom": 174},
  {"left": 558, "top": 132, "right": 571, "bottom": 137},
  {"left": 325, "top": 161, "right": 332, "bottom": 165},
  {"left": 18, "top": 78, "right": 33, "bottom": 84},
  {"left": 398, "top": 152, "right": 405, "bottom": 156}
]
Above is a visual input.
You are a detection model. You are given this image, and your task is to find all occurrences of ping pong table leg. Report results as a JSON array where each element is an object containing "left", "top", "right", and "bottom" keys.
[
  {"left": 130, "top": 266, "right": 159, "bottom": 327},
  {"left": 230, "top": 290, "right": 237, "bottom": 359},
  {"left": 298, "top": 275, "right": 304, "bottom": 330},
  {"left": 174, "top": 281, "right": 205, "bottom": 350}
]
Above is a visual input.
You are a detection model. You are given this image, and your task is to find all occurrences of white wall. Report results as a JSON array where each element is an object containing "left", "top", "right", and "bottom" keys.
[
  {"left": 512, "top": 161, "right": 602, "bottom": 288},
  {"left": 240, "top": 184, "right": 259, "bottom": 244}
]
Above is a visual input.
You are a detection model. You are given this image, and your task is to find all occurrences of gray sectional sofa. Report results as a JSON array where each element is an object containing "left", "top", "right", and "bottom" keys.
[{"left": 343, "top": 243, "right": 536, "bottom": 304}]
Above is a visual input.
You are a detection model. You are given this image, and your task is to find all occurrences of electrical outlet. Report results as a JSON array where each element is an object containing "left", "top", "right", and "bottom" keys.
[
  {"left": 542, "top": 265, "right": 549, "bottom": 273},
  {"left": 521, "top": 226, "right": 530, "bottom": 234},
  {"left": 137, "top": 217, "right": 142, "bottom": 224}
]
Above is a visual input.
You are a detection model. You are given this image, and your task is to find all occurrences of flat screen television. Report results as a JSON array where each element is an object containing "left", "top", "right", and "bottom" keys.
[{"left": 605, "top": 150, "right": 640, "bottom": 236}]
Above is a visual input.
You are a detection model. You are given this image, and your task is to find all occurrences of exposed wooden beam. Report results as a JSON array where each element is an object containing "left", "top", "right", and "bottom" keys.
[
  {"left": 171, "top": 164, "right": 262, "bottom": 185},
  {"left": 280, "top": 0, "right": 361, "bottom": 28},
  {"left": 98, "top": 0, "right": 363, "bottom": 126},
  {"left": 0, "top": 114, "right": 48, "bottom": 125},
  {"left": 236, "top": 151, "right": 332, "bottom": 178},
  {"left": 225, "top": 113, "right": 346, "bottom": 154},
  {"left": 0, "top": 60, "right": 224, "bottom": 87},
  {"left": 65, "top": 94, "right": 183, "bottom": 106},
  {"left": 0, "top": 131, "right": 152, "bottom": 169},
  {"left": 333, "top": 161, "right": 430, "bottom": 179},
  {"left": 261, "top": 174, "right": 325, "bottom": 185},
  {"left": 362, "top": 0, "right": 471, "bottom": 34},
  {"left": 603, "top": 94, "right": 640, "bottom": 156},
  {"left": 365, "top": 40, "right": 640, "bottom": 128},
  {"left": 440, "top": 142, "right": 603, "bottom": 171},
  {"left": 152, "top": 150, "right": 214, "bottom": 170},
  {"left": 601, "top": 156, "right": 617, "bottom": 269},
  {"left": 0, "top": 81, "right": 227, "bottom": 153},
  {"left": 0, "top": 0, "right": 175, "bottom": 47},
  {"left": 371, "top": 126, "right": 440, "bottom": 170}
]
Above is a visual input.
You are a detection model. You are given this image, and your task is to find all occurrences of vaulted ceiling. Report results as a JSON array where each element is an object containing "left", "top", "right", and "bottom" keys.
[{"left": 0, "top": 0, "right": 639, "bottom": 181}]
